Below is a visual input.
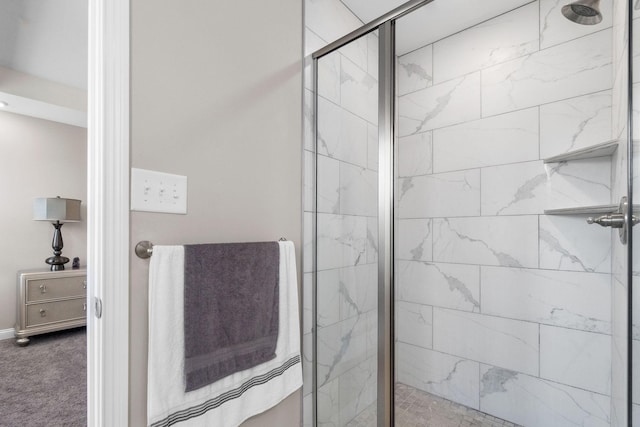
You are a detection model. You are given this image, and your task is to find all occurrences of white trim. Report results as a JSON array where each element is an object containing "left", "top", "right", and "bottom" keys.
[
  {"left": 88, "top": 0, "right": 130, "bottom": 425},
  {"left": 0, "top": 328, "right": 15, "bottom": 341}
]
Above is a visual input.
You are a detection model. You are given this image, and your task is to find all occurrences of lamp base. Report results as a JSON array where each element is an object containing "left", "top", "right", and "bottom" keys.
[{"left": 45, "top": 255, "right": 70, "bottom": 271}]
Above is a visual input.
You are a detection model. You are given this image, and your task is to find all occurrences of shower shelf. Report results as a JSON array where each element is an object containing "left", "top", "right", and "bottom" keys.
[
  {"left": 542, "top": 140, "right": 618, "bottom": 163},
  {"left": 544, "top": 205, "right": 618, "bottom": 215},
  {"left": 545, "top": 204, "right": 640, "bottom": 215}
]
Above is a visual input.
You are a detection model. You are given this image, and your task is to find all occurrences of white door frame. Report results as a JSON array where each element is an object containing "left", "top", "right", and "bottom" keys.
[{"left": 87, "top": 0, "right": 130, "bottom": 425}]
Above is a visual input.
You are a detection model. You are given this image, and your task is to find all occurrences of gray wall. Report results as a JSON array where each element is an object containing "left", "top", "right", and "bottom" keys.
[
  {"left": 130, "top": 0, "right": 302, "bottom": 425},
  {"left": 0, "top": 111, "right": 87, "bottom": 332}
]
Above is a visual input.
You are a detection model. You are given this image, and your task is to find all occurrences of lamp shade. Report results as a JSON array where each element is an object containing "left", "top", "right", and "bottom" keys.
[{"left": 33, "top": 197, "right": 81, "bottom": 222}]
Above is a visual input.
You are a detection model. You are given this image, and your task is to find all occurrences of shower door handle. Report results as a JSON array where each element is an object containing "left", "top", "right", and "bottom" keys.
[
  {"left": 587, "top": 214, "right": 625, "bottom": 228},
  {"left": 585, "top": 197, "right": 639, "bottom": 244},
  {"left": 586, "top": 213, "right": 640, "bottom": 228}
]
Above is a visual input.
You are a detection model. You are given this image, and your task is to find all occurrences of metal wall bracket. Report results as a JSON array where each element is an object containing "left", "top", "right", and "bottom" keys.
[{"left": 586, "top": 196, "right": 638, "bottom": 244}]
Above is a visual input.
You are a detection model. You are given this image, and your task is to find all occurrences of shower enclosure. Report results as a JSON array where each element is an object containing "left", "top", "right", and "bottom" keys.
[{"left": 306, "top": 0, "right": 638, "bottom": 425}]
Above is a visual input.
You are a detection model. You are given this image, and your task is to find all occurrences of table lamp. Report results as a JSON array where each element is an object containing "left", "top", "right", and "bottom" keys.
[{"left": 33, "top": 197, "right": 82, "bottom": 271}]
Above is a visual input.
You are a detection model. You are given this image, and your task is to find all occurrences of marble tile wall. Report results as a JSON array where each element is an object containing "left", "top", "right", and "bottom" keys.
[{"left": 395, "top": 2, "right": 619, "bottom": 427}]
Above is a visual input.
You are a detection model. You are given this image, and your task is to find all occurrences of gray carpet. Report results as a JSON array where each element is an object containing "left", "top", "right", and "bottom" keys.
[{"left": 0, "top": 327, "right": 86, "bottom": 427}]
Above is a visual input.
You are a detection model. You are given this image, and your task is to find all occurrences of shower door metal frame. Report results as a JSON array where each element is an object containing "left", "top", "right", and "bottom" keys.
[
  {"left": 626, "top": 0, "right": 635, "bottom": 424},
  {"left": 311, "top": 1, "right": 433, "bottom": 427},
  {"left": 377, "top": 20, "right": 395, "bottom": 427}
]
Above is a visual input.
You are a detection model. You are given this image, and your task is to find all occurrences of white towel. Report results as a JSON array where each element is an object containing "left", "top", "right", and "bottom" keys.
[{"left": 147, "top": 241, "right": 302, "bottom": 427}]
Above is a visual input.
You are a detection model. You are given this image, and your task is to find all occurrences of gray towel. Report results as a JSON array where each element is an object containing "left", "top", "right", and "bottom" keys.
[{"left": 183, "top": 242, "right": 279, "bottom": 392}]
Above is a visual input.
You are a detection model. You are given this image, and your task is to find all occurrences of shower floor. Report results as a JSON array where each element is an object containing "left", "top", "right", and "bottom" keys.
[{"left": 346, "top": 383, "right": 522, "bottom": 427}]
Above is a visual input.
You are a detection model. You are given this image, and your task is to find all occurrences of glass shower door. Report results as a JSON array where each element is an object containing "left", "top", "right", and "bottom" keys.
[
  {"left": 394, "top": 1, "right": 629, "bottom": 426},
  {"left": 314, "top": 29, "right": 380, "bottom": 427}
]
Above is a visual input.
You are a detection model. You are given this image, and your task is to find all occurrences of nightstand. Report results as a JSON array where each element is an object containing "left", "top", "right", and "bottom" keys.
[{"left": 15, "top": 268, "right": 87, "bottom": 346}]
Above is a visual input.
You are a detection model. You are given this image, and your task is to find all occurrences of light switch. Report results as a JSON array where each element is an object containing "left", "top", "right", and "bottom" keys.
[{"left": 131, "top": 168, "right": 187, "bottom": 214}]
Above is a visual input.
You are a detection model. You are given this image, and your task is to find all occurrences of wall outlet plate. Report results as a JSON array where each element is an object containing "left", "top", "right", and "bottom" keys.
[{"left": 130, "top": 168, "right": 187, "bottom": 214}]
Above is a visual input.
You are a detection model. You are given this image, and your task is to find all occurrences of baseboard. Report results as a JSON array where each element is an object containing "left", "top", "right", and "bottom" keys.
[{"left": 0, "top": 328, "right": 15, "bottom": 341}]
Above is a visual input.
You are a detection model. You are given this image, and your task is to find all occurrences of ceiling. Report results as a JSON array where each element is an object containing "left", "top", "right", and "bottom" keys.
[
  {"left": 0, "top": 0, "right": 87, "bottom": 90},
  {"left": 0, "top": 0, "right": 532, "bottom": 87},
  {"left": 341, "top": 0, "right": 534, "bottom": 55}
]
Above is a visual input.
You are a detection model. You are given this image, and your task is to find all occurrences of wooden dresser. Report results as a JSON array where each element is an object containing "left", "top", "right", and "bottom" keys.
[{"left": 15, "top": 268, "right": 87, "bottom": 346}]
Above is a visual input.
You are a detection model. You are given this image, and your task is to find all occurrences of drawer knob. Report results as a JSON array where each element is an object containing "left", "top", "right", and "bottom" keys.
[
  {"left": 39, "top": 284, "right": 47, "bottom": 293},
  {"left": 83, "top": 303, "right": 87, "bottom": 311},
  {"left": 83, "top": 280, "right": 87, "bottom": 289},
  {"left": 39, "top": 309, "right": 46, "bottom": 317}
]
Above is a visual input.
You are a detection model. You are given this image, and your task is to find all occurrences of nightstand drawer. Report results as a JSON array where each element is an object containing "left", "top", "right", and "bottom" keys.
[
  {"left": 26, "top": 299, "right": 86, "bottom": 327},
  {"left": 26, "top": 276, "right": 86, "bottom": 302}
]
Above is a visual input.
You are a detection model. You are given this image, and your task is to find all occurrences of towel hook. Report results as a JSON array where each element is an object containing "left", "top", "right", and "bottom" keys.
[{"left": 135, "top": 240, "right": 154, "bottom": 259}]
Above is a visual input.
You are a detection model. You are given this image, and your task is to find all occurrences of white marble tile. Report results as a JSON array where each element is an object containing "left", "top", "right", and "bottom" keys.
[
  {"left": 631, "top": 405, "right": 640, "bottom": 427},
  {"left": 318, "top": 51, "right": 341, "bottom": 105},
  {"left": 303, "top": 89, "right": 315, "bottom": 152},
  {"left": 317, "top": 97, "right": 368, "bottom": 168},
  {"left": 397, "top": 343, "right": 480, "bottom": 409},
  {"left": 338, "top": 36, "right": 369, "bottom": 75},
  {"left": 367, "top": 123, "right": 378, "bottom": 172},
  {"left": 317, "top": 154, "right": 340, "bottom": 214},
  {"left": 611, "top": 275, "right": 629, "bottom": 426},
  {"left": 365, "top": 309, "right": 377, "bottom": 360},
  {"left": 480, "top": 365, "right": 610, "bottom": 427},
  {"left": 433, "top": 2, "right": 539, "bottom": 84},
  {"left": 397, "top": 301, "right": 433, "bottom": 349},
  {"left": 305, "top": 27, "right": 327, "bottom": 58},
  {"left": 317, "top": 315, "right": 368, "bottom": 386},
  {"left": 544, "top": 158, "right": 612, "bottom": 210},
  {"left": 540, "top": 325, "right": 611, "bottom": 395},
  {"left": 366, "top": 32, "right": 378, "bottom": 80},
  {"left": 339, "top": 162, "right": 377, "bottom": 217},
  {"left": 635, "top": 275, "right": 640, "bottom": 340},
  {"left": 539, "top": 91, "right": 612, "bottom": 159},
  {"left": 634, "top": 339, "right": 640, "bottom": 405},
  {"left": 540, "top": 0, "right": 613, "bottom": 49},
  {"left": 317, "top": 213, "right": 367, "bottom": 271},
  {"left": 317, "top": 268, "right": 342, "bottom": 327},
  {"left": 399, "top": 72, "right": 481, "bottom": 136},
  {"left": 397, "top": 169, "right": 481, "bottom": 218},
  {"left": 339, "top": 264, "right": 377, "bottom": 320},
  {"left": 481, "top": 266, "right": 611, "bottom": 334},
  {"left": 397, "top": 218, "right": 432, "bottom": 262},
  {"left": 396, "top": 260, "right": 480, "bottom": 312},
  {"left": 304, "top": 150, "right": 315, "bottom": 213},
  {"left": 398, "top": 44, "right": 433, "bottom": 96},
  {"left": 398, "top": 131, "right": 432, "bottom": 177},
  {"left": 539, "top": 215, "right": 612, "bottom": 273},
  {"left": 433, "top": 309, "right": 539, "bottom": 376},
  {"left": 340, "top": 56, "right": 378, "bottom": 125},
  {"left": 433, "top": 216, "right": 539, "bottom": 268},
  {"left": 317, "top": 376, "right": 340, "bottom": 427},
  {"left": 481, "top": 159, "right": 611, "bottom": 216},
  {"left": 303, "top": 272, "right": 313, "bottom": 335},
  {"left": 339, "top": 356, "right": 376, "bottom": 425},
  {"left": 432, "top": 108, "right": 539, "bottom": 173},
  {"left": 635, "top": 18, "right": 640, "bottom": 85},
  {"left": 304, "top": 0, "right": 362, "bottom": 48},
  {"left": 482, "top": 29, "right": 613, "bottom": 117},
  {"left": 304, "top": 211, "right": 313, "bottom": 273},
  {"left": 366, "top": 216, "right": 377, "bottom": 265},
  {"left": 303, "top": 332, "right": 313, "bottom": 396}
]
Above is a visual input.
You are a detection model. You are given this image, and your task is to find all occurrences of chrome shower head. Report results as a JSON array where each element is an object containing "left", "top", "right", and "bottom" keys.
[{"left": 562, "top": 0, "right": 602, "bottom": 25}]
